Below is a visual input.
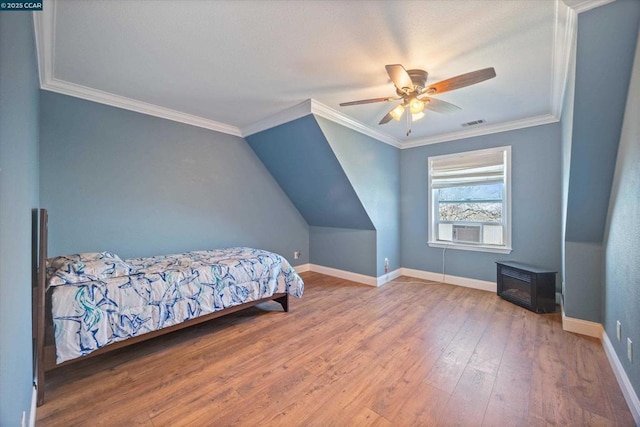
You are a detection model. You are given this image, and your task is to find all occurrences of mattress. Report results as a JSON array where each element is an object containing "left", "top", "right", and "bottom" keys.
[{"left": 48, "top": 247, "right": 304, "bottom": 363}]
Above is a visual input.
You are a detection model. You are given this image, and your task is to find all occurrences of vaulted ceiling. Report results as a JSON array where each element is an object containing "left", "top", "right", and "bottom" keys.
[{"left": 34, "top": 0, "right": 612, "bottom": 148}]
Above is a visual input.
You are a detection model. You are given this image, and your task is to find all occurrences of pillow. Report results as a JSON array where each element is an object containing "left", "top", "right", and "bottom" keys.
[
  {"left": 47, "top": 252, "right": 133, "bottom": 286},
  {"left": 48, "top": 251, "right": 120, "bottom": 271}
]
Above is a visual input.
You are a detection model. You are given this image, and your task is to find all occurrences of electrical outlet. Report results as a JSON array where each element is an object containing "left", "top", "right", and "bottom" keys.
[
  {"left": 384, "top": 258, "right": 389, "bottom": 273},
  {"left": 617, "top": 320, "right": 621, "bottom": 342},
  {"left": 628, "top": 338, "right": 633, "bottom": 363},
  {"left": 293, "top": 251, "right": 300, "bottom": 260}
]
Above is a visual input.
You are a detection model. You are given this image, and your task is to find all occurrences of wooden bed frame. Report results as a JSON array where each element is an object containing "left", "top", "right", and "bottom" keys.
[{"left": 32, "top": 208, "right": 289, "bottom": 406}]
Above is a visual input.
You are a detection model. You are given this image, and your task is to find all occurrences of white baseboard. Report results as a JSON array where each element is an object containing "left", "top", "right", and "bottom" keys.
[
  {"left": 301, "top": 264, "right": 494, "bottom": 291},
  {"left": 560, "top": 300, "right": 604, "bottom": 338},
  {"left": 293, "top": 263, "right": 311, "bottom": 274},
  {"left": 306, "top": 264, "right": 378, "bottom": 286},
  {"left": 400, "top": 267, "right": 496, "bottom": 292},
  {"left": 560, "top": 301, "right": 639, "bottom": 423},
  {"left": 299, "top": 263, "right": 639, "bottom": 422},
  {"left": 297, "top": 262, "right": 496, "bottom": 291},
  {"left": 29, "top": 383, "right": 36, "bottom": 427},
  {"left": 295, "top": 264, "right": 402, "bottom": 287},
  {"left": 377, "top": 268, "right": 402, "bottom": 286},
  {"left": 602, "top": 332, "right": 640, "bottom": 425}
]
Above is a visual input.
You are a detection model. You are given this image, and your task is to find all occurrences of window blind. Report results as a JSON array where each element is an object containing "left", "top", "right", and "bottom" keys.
[{"left": 430, "top": 149, "right": 506, "bottom": 188}]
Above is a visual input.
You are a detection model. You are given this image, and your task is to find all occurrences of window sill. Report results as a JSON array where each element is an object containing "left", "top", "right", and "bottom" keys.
[{"left": 428, "top": 241, "right": 513, "bottom": 254}]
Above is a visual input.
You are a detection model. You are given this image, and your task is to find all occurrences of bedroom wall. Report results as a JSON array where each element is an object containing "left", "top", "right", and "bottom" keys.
[
  {"left": 247, "top": 116, "right": 380, "bottom": 276},
  {"left": 562, "top": 0, "right": 640, "bottom": 322},
  {"left": 248, "top": 115, "right": 400, "bottom": 278},
  {"left": 309, "top": 227, "right": 377, "bottom": 276},
  {"left": 39, "top": 91, "right": 309, "bottom": 264},
  {"left": 400, "top": 123, "right": 562, "bottom": 284},
  {"left": 560, "top": 22, "right": 576, "bottom": 299},
  {"left": 0, "top": 12, "right": 40, "bottom": 425},
  {"left": 602, "top": 24, "right": 640, "bottom": 407},
  {"left": 315, "top": 117, "right": 401, "bottom": 277}
]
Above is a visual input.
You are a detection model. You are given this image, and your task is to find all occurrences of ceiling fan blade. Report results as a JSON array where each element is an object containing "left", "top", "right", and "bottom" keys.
[
  {"left": 385, "top": 64, "right": 413, "bottom": 94},
  {"left": 420, "top": 97, "right": 462, "bottom": 114},
  {"left": 339, "top": 96, "right": 402, "bottom": 107},
  {"left": 426, "top": 67, "right": 496, "bottom": 95},
  {"left": 379, "top": 111, "right": 395, "bottom": 125},
  {"left": 379, "top": 102, "right": 407, "bottom": 125}
]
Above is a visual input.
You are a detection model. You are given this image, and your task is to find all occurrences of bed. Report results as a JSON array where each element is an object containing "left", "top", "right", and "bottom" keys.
[{"left": 33, "top": 209, "right": 304, "bottom": 406}]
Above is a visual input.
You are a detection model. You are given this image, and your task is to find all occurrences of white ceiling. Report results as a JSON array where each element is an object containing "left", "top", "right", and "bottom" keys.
[{"left": 34, "top": 0, "right": 610, "bottom": 147}]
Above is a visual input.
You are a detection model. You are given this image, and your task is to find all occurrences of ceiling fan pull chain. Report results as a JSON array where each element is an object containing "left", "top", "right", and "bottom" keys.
[{"left": 406, "top": 109, "right": 412, "bottom": 136}]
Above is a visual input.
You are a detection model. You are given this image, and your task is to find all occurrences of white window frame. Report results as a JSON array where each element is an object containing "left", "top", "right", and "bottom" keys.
[{"left": 427, "top": 146, "right": 512, "bottom": 254}]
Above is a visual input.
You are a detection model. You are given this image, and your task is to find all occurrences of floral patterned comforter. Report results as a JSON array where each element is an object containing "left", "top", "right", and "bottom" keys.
[{"left": 49, "top": 248, "right": 304, "bottom": 363}]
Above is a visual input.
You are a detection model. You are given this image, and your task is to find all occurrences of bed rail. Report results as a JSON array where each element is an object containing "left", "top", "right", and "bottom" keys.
[
  {"left": 34, "top": 208, "right": 47, "bottom": 406},
  {"left": 32, "top": 208, "right": 290, "bottom": 406}
]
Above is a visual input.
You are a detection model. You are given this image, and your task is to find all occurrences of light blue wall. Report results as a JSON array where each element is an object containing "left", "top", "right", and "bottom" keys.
[
  {"left": 247, "top": 115, "right": 400, "bottom": 277},
  {"left": 247, "top": 116, "right": 383, "bottom": 276},
  {"left": 603, "top": 24, "right": 640, "bottom": 404},
  {"left": 565, "top": 0, "right": 639, "bottom": 243},
  {"left": 560, "top": 28, "right": 577, "bottom": 297},
  {"left": 564, "top": 241, "right": 602, "bottom": 319},
  {"left": 246, "top": 116, "right": 374, "bottom": 230},
  {"left": 563, "top": 0, "right": 640, "bottom": 322},
  {"left": 315, "top": 117, "right": 401, "bottom": 276},
  {"left": 401, "top": 123, "right": 562, "bottom": 283},
  {"left": 309, "top": 226, "right": 377, "bottom": 276},
  {"left": 39, "top": 91, "right": 309, "bottom": 263},
  {"left": 0, "top": 13, "right": 40, "bottom": 425}
]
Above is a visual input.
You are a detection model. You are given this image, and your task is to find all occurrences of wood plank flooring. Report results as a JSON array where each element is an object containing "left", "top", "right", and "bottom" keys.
[{"left": 36, "top": 272, "right": 635, "bottom": 426}]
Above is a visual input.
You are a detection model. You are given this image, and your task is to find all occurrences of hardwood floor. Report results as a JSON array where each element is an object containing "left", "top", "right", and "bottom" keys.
[{"left": 36, "top": 272, "right": 635, "bottom": 426}]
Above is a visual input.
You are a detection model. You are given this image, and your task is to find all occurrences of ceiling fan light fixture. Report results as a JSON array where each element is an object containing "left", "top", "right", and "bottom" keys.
[
  {"left": 390, "top": 104, "right": 405, "bottom": 121},
  {"left": 339, "top": 64, "right": 496, "bottom": 133},
  {"left": 411, "top": 112, "right": 425, "bottom": 121},
  {"left": 409, "top": 97, "right": 425, "bottom": 114}
]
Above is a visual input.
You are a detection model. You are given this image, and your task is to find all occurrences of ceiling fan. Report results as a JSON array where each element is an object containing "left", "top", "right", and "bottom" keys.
[{"left": 340, "top": 64, "right": 496, "bottom": 136}]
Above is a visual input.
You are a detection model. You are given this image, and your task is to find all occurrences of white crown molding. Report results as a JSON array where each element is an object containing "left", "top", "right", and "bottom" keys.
[
  {"left": 241, "top": 99, "right": 403, "bottom": 148},
  {"left": 32, "top": 2, "right": 55, "bottom": 89},
  {"left": 308, "top": 100, "right": 402, "bottom": 148},
  {"left": 42, "top": 78, "right": 243, "bottom": 136},
  {"left": 241, "top": 100, "right": 314, "bottom": 137},
  {"left": 33, "top": 2, "right": 242, "bottom": 137},
  {"left": 550, "top": 1, "right": 578, "bottom": 119},
  {"left": 401, "top": 114, "right": 559, "bottom": 149},
  {"left": 564, "top": 0, "right": 616, "bottom": 14},
  {"left": 551, "top": 0, "right": 616, "bottom": 118},
  {"left": 33, "top": 0, "right": 583, "bottom": 148}
]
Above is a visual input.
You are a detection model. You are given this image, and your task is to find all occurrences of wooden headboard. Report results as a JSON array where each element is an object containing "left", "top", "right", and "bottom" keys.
[{"left": 33, "top": 208, "right": 47, "bottom": 405}]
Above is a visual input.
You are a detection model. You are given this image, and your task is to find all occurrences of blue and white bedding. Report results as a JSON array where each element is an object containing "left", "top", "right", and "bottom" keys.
[{"left": 47, "top": 248, "right": 304, "bottom": 364}]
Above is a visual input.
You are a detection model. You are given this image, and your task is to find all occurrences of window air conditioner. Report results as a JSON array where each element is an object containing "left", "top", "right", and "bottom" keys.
[{"left": 453, "top": 224, "right": 482, "bottom": 243}]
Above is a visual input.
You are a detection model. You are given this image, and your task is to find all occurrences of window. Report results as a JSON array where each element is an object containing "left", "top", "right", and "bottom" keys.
[{"left": 428, "top": 146, "right": 512, "bottom": 253}]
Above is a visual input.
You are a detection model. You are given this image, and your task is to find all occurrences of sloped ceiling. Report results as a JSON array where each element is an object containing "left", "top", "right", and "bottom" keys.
[
  {"left": 565, "top": 0, "right": 640, "bottom": 243},
  {"left": 34, "top": 0, "right": 613, "bottom": 148},
  {"left": 246, "top": 115, "right": 374, "bottom": 230}
]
